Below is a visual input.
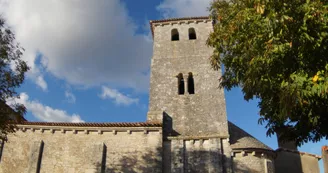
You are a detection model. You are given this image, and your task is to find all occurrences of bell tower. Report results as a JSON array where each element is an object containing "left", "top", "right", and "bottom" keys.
[{"left": 148, "top": 17, "right": 229, "bottom": 137}]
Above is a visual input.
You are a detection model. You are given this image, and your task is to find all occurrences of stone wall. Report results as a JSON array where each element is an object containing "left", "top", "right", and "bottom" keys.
[
  {"left": 232, "top": 151, "right": 275, "bottom": 173},
  {"left": 148, "top": 19, "right": 229, "bottom": 136},
  {"left": 275, "top": 149, "right": 320, "bottom": 173},
  {"left": 164, "top": 137, "right": 231, "bottom": 173},
  {"left": 0, "top": 125, "right": 162, "bottom": 173}
]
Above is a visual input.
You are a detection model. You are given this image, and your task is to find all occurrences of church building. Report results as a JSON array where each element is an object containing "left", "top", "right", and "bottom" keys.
[{"left": 0, "top": 17, "right": 321, "bottom": 173}]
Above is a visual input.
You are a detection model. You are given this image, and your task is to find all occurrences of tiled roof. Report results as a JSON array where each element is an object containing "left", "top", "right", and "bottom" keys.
[
  {"left": 18, "top": 121, "right": 162, "bottom": 127},
  {"left": 228, "top": 121, "right": 273, "bottom": 151},
  {"left": 276, "top": 148, "right": 322, "bottom": 159},
  {"left": 149, "top": 16, "right": 211, "bottom": 37},
  {"left": 322, "top": 146, "right": 328, "bottom": 151}
]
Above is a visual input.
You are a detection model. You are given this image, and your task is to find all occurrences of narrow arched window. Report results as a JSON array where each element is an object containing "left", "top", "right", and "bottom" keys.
[
  {"left": 188, "top": 28, "right": 196, "bottom": 40},
  {"left": 177, "top": 73, "right": 184, "bottom": 95},
  {"left": 188, "top": 72, "right": 195, "bottom": 94},
  {"left": 171, "top": 29, "right": 179, "bottom": 41}
]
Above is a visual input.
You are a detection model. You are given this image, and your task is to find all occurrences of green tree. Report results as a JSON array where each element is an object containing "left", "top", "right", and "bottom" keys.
[
  {"left": 207, "top": 0, "right": 328, "bottom": 145},
  {"left": 0, "top": 16, "right": 29, "bottom": 139}
]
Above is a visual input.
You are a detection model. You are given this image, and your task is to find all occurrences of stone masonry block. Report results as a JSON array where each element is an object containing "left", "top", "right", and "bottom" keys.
[{"left": 27, "top": 140, "right": 44, "bottom": 173}]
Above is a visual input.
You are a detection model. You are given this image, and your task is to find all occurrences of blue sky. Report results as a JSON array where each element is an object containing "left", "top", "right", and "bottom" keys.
[{"left": 0, "top": 0, "right": 326, "bottom": 170}]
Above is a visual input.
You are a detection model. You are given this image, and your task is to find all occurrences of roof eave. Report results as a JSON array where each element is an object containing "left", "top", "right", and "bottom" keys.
[{"left": 15, "top": 121, "right": 162, "bottom": 128}]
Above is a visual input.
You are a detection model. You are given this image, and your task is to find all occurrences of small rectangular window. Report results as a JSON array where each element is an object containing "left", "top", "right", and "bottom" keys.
[
  {"left": 188, "top": 73, "right": 194, "bottom": 94},
  {"left": 177, "top": 73, "right": 184, "bottom": 95},
  {"left": 188, "top": 28, "right": 196, "bottom": 40},
  {"left": 171, "top": 29, "right": 179, "bottom": 41}
]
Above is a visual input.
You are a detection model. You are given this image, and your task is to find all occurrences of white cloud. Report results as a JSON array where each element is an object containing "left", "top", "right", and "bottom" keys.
[
  {"left": 8, "top": 93, "right": 84, "bottom": 122},
  {"left": 0, "top": 0, "right": 152, "bottom": 92},
  {"left": 100, "top": 86, "right": 138, "bottom": 106},
  {"left": 157, "top": 0, "right": 212, "bottom": 18},
  {"left": 65, "top": 90, "right": 76, "bottom": 104},
  {"left": 36, "top": 75, "right": 47, "bottom": 91}
]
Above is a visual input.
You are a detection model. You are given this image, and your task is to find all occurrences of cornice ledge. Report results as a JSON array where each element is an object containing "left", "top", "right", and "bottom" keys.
[
  {"left": 16, "top": 125, "right": 162, "bottom": 134},
  {"left": 167, "top": 134, "right": 229, "bottom": 140}
]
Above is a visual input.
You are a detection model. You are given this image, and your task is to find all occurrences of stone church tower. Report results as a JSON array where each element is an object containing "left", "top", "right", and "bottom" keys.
[
  {"left": 0, "top": 16, "right": 321, "bottom": 173},
  {"left": 148, "top": 17, "right": 228, "bottom": 137},
  {"left": 148, "top": 17, "right": 232, "bottom": 173},
  {"left": 147, "top": 17, "right": 321, "bottom": 173}
]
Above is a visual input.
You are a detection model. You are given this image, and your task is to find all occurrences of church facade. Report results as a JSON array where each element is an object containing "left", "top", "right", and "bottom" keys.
[{"left": 0, "top": 17, "right": 321, "bottom": 173}]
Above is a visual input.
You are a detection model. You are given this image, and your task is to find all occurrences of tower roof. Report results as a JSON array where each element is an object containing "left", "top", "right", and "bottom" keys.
[
  {"left": 149, "top": 16, "right": 211, "bottom": 37},
  {"left": 228, "top": 121, "right": 273, "bottom": 151}
]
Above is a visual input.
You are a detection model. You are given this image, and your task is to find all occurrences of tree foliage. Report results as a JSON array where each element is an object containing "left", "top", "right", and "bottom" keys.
[
  {"left": 0, "top": 16, "right": 29, "bottom": 139},
  {"left": 207, "top": 0, "right": 328, "bottom": 145}
]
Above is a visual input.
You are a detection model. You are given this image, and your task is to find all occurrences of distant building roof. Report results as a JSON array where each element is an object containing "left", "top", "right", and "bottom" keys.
[
  {"left": 149, "top": 16, "right": 211, "bottom": 37},
  {"left": 276, "top": 148, "right": 321, "bottom": 159},
  {"left": 18, "top": 121, "right": 162, "bottom": 127},
  {"left": 228, "top": 121, "right": 273, "bottom": 151}
]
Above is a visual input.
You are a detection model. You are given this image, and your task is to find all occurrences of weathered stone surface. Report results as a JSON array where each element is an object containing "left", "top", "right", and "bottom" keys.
[
  {"left": 208, "top": 138, "right": 223, "bottom": 173},
  {"left": 185, "top": 139, "right": 211, "bottom": 172},
  {"left": 275, "top": 149, "right": 320, "bottom": 173},
  {"left": 0, "top": 128, "right": 162, "bottom": 173},
  {"left": 27, "top": 140, "right": 43, "bottom": 173},
  {"left": 232, "top": 152, "right": 274, "bottom": 173},
  {"left": 148, "top": 20, "right": 229, "bottom": 137},
  {"left": 221, "top": 138, "right": 233, "bottom": 173},
  {"left": 163, "top": 141, "right": 172, "bottom": 173},
  {"left": 171, "top": 139, "right": 184, "bottom": 173}
]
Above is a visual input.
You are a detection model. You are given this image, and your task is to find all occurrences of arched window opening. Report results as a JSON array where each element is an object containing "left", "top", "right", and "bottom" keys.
[
  {"left": 188, "top": 28, "right": 196, "bottom": 40},
  {"left": 177, "top": 73, "right": 184, "bottom": 95},
  {"left": 171, "top": 29, "right": 179, "bottom": 41},
  {"left": 188, "top": 72, "right": 195, "bottom": 94}
]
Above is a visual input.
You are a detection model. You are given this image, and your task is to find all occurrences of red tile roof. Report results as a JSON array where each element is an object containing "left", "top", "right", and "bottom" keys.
[
  {"left": 18, "top": 121, "right": 162, "bottom": 127},
  {"left": 149, "top": 16, "right": 211, "bottom": 37},
  {"left": 322, "top": 146, "right": 328, "bottom": 151}
]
